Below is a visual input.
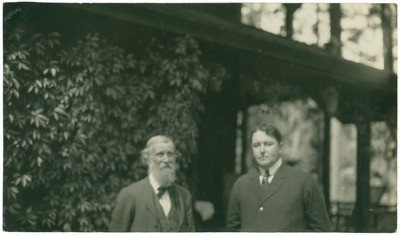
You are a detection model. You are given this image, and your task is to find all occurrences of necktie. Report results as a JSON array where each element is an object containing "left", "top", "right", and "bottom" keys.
[
  {"left": 157, "top": 184, "right": 175, "bottom": 199},
  {"left": 262, "top": 170, "right": 270, "bottom": 186}
]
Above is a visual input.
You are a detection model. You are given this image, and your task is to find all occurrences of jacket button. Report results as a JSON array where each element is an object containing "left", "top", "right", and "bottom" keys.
[{"left": 259, "top": 207, "right": 264, "bottom": 211}]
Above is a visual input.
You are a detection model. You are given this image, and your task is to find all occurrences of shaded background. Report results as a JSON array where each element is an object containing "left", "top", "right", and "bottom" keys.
[{"left": 3, "top": 2, "right": 397, "bottom": 232}]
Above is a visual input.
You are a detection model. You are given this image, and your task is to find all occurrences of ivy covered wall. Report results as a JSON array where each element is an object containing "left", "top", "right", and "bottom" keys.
[{"left": 3, "top": 26, "right": 227, "bottom": 231}]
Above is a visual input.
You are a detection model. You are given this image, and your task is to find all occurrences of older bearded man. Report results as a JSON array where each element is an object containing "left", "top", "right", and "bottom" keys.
[{"left": 108, "top": 135, "right": 195, "bottom": 232}]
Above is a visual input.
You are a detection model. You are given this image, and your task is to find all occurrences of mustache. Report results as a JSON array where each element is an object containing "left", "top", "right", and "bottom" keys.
[
  {"left": 148, "top": 161, "right": 178, "bottom": 174},
  {"left": 160, "top": 163, "right": 174, "bottom": 168},
  {"left": 156, "top": 163, "right": 176, "bottom": 171}
]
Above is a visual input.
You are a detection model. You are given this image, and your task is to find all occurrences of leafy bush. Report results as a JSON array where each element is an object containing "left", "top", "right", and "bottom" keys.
[{"left": 3, "top": 28, "right": 227, "bottom": 231}]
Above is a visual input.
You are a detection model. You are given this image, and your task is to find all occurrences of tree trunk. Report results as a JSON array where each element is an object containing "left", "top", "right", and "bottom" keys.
[
  {"left": 381, "top": 4, "right": 394, "bottom": 73},
  {"left": 283, "top": 4, "right": 302, "bottom": 38},
  {"left": 328, "top": 3, "right": 342, "bottom": 56}
]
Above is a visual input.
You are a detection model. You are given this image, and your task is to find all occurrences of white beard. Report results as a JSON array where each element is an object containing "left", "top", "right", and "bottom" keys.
[{"left": 149, "top": 163, "right": 176, "bottom": 186}]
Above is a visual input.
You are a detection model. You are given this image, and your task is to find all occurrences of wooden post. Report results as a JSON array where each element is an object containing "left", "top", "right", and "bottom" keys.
[
  {"left": 320, "top": 86, "right": 338, "bottom": 212},
  {"left": 322, "top": 114, "right": 331, "bottom": 213},
  {"left": 240, "top": 107, "right": 248, "bottom": 174},
  {"left": 354, "top": 121, "right": 372, "bottom": 232},
  {"left": 237, "top": 74, "right": 248, "bottom": 174}
]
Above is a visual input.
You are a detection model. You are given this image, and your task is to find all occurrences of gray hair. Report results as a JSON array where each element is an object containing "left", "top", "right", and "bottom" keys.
[{"left": 141, "top": 135, "right": 175, "bottom": 164}]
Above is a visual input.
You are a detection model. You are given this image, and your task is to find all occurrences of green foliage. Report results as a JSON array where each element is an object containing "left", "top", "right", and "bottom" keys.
[{"left": 3, "top": 28, "right": 227, "bottom": 231}]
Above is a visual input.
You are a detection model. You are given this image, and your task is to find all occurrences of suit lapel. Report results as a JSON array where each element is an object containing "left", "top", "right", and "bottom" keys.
[
  {"left": 260, "top": 164, "right": 287, "bottom": 203},
  {"left": 174, "top": 188, "right": 185, "bottom": 231},
  {"left": 141, "top": 178, "right": 186, "bottom": 231},
  {"left": 141, "top": 177, "right": 159, "bottom": 218},
  {"left": 249, "top": 169, "right": 266, "bottom": 203}
]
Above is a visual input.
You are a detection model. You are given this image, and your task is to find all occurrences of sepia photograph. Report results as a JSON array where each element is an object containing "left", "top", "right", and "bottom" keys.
[{"left": 3, "top": 1, "right": 397, "bottom": 232}]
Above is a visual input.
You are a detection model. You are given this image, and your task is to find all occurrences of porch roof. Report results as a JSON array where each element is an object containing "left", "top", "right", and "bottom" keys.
[{"left": 66, "top": 3, "right": 396, "bottom": 94}]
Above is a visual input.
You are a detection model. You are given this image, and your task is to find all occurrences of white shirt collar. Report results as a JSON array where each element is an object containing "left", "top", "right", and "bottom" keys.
[
  {"left": 149, "top": 173, "right": 160, "bottom": 194},
  {"left": 149, "top": 173, "right": 172, "bottom": 215},
  {"left": 259, "top": 158, "right": 282, "bottom": 176}
]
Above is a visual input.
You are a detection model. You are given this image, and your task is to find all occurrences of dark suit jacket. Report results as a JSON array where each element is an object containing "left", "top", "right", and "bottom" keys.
[
  {"left": 227, "top": 163, "right": 333, "bottom": 232},
  {"left": 108, "top": 177, "right": 195, "bottom": 232}
]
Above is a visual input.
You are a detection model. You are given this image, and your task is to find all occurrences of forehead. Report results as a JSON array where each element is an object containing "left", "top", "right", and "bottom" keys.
[
  {"left": 149, "top": 142, "right": 175, "bottom": 153},
  {"left": 252, "top": 130, "right": 277, "bottom": 143}
]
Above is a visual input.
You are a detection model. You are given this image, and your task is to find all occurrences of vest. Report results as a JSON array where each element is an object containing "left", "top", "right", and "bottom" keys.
[{"left": 153, "top": 188, "right": 181, "bottom": 232}]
